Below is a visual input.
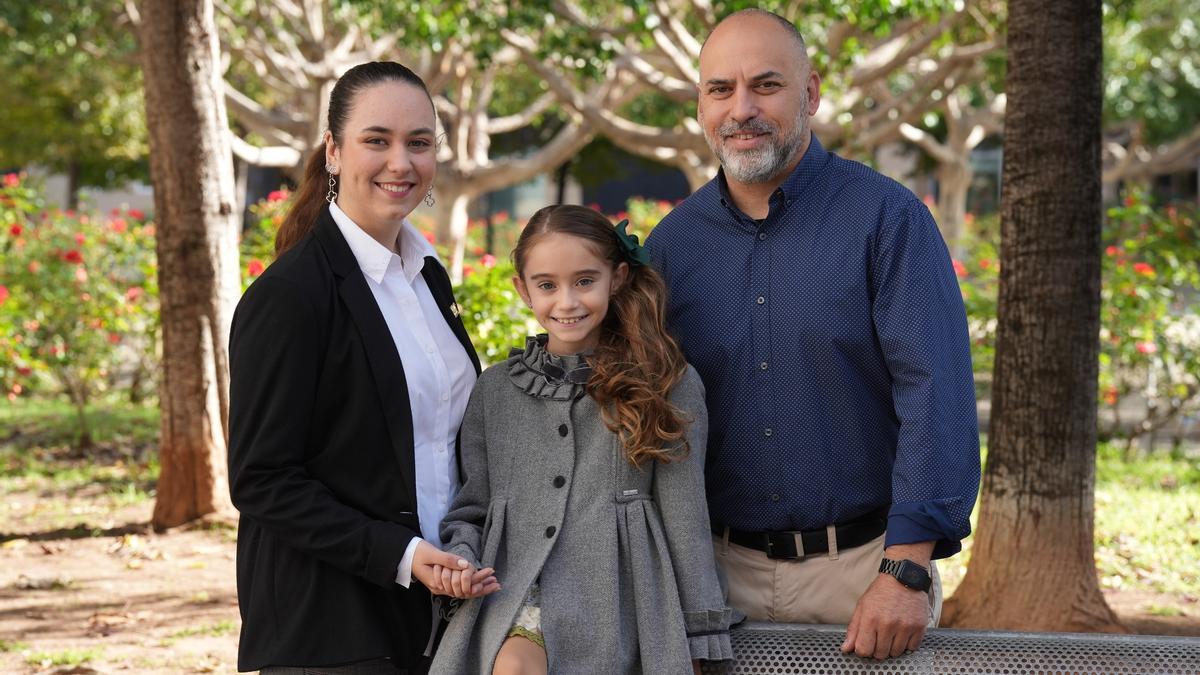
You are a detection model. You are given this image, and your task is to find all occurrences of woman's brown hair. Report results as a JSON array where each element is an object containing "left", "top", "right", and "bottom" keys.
[
  {"left": 275, "top": 61, "right": 432, "bottom": 256},
  {"left": 513, "top": 205, "right": 691, "bottom": 466}
]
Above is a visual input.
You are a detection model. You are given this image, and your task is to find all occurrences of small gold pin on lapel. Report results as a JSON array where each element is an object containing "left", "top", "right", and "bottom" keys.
[{"left": 450, "top": 302, "right": 461, "bottom": 318}]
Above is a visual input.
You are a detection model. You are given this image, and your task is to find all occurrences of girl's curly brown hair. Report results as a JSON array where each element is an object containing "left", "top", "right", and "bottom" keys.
[{"left": 513, "top": 205, "right": 691, "bottom": 466}]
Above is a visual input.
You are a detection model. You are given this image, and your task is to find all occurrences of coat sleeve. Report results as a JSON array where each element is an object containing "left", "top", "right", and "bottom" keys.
[
  {"left": 228, "top": 275, "right": 418, "bottom": 588},
  {"left": 654, "top": 367, "right": 733, "bottom": 662},
  {"left": 438, "top": 378, "right": 490, "bottom": 569}
]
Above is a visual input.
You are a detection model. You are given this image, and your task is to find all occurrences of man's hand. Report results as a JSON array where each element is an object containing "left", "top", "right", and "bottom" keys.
[
  {"left": 841, "top": 542, "right": 935, "bottom": 660},
  {"left": 840, "top": 571, "right": 929, "bottom": 659}
]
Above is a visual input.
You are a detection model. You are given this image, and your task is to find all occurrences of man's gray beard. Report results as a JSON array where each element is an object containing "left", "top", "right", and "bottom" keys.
[{"left": 706, "top": 112, "right": 808, "bottom": 184}]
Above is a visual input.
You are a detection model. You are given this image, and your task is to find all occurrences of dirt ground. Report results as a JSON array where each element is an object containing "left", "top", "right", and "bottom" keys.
[{"left": 1, "top": 489, "right": 1198, "bottom": 674}]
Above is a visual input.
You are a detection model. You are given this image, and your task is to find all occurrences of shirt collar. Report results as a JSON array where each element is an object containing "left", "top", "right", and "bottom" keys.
[
  {"left": 716, "top": 133, "right": 831, "bottom": 213},
  {"left": 328, "top": 201, "right": 436, "bottom": 285}
]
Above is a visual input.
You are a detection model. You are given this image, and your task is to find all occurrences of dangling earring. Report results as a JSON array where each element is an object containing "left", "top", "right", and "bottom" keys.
[
  {"left": 325, "top": 165, "right": 338, "bottom": 203},
  {"left": 424, "top": 187, "right": 436, "bottom": 207}
]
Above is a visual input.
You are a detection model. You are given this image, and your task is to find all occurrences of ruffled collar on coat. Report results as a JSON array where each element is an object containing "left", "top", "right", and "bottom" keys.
[{"left": 508, "top": 335, "right": 592, "bottom": 400}]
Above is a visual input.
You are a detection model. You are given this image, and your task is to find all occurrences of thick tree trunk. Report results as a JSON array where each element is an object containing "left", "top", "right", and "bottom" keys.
[
  {"left": 138, "top": 0, "right": 239, "bottom": 530},
  {"left": 942, "top": 0, "right": 1125, "bottom": 632}
]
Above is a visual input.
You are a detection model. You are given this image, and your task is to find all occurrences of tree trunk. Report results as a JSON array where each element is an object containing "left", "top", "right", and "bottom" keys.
[
  {"left": 65, "top": 160, "right": 81, "bottom": 212},
  {"left": 942, "top": 0, "right": 1125, "bottom": 632},
  {"left": 936, "top": 159, "right": 973, "bottom": 258},
  {"left": 433, "top": 189, "right": 473, "bottom": 283},
  {"left": 138, "top": 0, "right": 239, "bottom": 530}
]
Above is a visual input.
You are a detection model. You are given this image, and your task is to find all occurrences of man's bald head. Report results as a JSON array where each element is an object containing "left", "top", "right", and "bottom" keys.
[{"left": 701, "top": 9, "right": 809, "bottom": 66}]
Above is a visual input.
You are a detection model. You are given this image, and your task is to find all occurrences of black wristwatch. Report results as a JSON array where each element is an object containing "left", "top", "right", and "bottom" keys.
[{"left": 879, "top": 558, "right": 932, "bottom": 592}]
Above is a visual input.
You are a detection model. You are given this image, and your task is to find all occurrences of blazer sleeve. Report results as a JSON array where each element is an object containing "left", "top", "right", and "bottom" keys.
[
  {"left": 654, "top": 367, "right": 733, "bottom": 661},
  {"left": 228, "top": 275, "right": 419, "bottom": 588},
  {"left": 437, "top": 379, "right": 490, "bottom": 568}
]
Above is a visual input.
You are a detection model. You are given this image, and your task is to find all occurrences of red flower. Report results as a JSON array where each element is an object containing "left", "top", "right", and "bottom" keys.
[
  {"left": 247, "top": 259, "right": 265, "bottom": 277},
  {"left": 494, "top": 210, "right": 510, "bottom": 222},
  {"left": 2, "top": 173, "right": 18, "bottom": 188},
  {"left": 462, "top": 265, "right": 475, "bottom": 278},
  {"left": 63, "top": 249, "right": 84, "bottom": 264},
  {"left": 423, "top": 231, "right": 436, "bottom": 245},
  {"left": 128, "top": 208, "right": 145, "bottom": 220},
  {"left": 1135, "top": 342, "right": 1157, "bottom": 354},
  {"left": 951, "top": 259, "right": 967, "bottom": 278},
  {"left": 107, "top": 332, "right": 121, "bottom": 345},
  {"left": 0, "top": 285, "right": 8, "bottom": 305},
  {"left": 109, "top": 218, "right": 128, "bottom": 233},
  {"left": 964, "top": 212, "right": 976, "bottom": 226},
  {"left": 979, "top": 259, "right": 992, "bottom": 270},
  {"left": 480, "top": 253, "right": 497, "bottom": 269},
  {"left": 1124, "top": 195, "right": 1136, "bottom": 207},
  {"left": 75, "top": 233, "right": 86, "bottom": 246},
  {"left": 16, "top": 366, "right": 32, "bottom": 377},
  {"left": 267, "top": 189, "right": 289, "bottom": 203},
  {"left": 1133, "top": 262, "right": 1155, "bottom": 277},
  {"left": 1105, "top": 246, "right": 1120, "bottom": 257},
  {"left": 28, "top": 261, "right": 41, "bottom": 274},
  {"left": 1103, "top": 386, "right": 1119, "bottom": 406},
  {"left": 125, "top": 286, "right": 144, "bottom": 302},
  {"left": 8, "top": 223, "right": 22, "bottom": 237}
]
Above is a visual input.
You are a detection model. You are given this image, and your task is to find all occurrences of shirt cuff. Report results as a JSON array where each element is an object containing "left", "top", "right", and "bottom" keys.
[
  {"left": 395, "top": 536, "right": 423, "bottom": 587},
  {"left": 886, "top": 507, "right": 962, "bottom": 559}
]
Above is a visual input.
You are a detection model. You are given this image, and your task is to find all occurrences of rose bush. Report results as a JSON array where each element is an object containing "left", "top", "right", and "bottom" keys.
[{"left": 1, "top": 173, "right": 158, "bottom": 445}]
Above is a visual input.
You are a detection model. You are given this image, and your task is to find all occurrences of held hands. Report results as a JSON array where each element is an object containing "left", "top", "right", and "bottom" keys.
[{"left": 410, "top": 540, "right": 499, "bottom": 599}]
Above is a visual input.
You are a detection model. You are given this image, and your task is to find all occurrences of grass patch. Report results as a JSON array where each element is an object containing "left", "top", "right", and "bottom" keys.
[
  {"left": 170, "top": 619, "right": 238, "bottom": 639},
  {"left": 0, "top": 399, "right": 160, "bottom": 509},
  {"left": 940, "top": 440, "right": 1200, "bottom": 601},
  {"left": 0, "top": 639, "right": 30, "bottom": 652},
  {"left": 0, "top": 397, "right": 158, "bottom": 450},
  {"left": 25, "top": 647, "right": 102, "bottom": 667}
]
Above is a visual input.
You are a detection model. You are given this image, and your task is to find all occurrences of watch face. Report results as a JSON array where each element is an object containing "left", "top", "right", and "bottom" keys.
[
  {"left": 900, "top": 565, "right": 925, "bottom": 587},
  {"left": 898, "top": 561, "right": 930, "bottom": 590}
]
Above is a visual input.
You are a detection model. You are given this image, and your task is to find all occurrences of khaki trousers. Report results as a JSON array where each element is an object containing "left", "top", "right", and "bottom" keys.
[{"left": 712, "top": 533, "right": 942, "bottom": 626}]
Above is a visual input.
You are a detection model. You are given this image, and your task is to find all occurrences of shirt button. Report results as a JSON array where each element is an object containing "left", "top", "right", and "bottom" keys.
[
  {"left": 553, "top": 476, "right": 566, "bottom": 488},
  {"left": 441, "top": 392, "right": 449, "bottom": 401},
  {"left": 760, "top": 361, "right": 769, "bottom": 370},
  {"left": 425, "top": 344, "right": 434, "bottom": 353},
  {"left": 756, "top": 296, "right": 765, "bottom": 305},
  {"left": 545, "top": 526, "right": 556, "bottom": 538},
  {"left": 558, "top": 424, "right": 569, "bottom": 437},
  {"left": 771, "top": 493, "right": 781, "bottom": 502},
  {"left": 764, "top": 428, "right": 773, "bottom": 437},
  {"left": 758, "top": 232, "right": 767, "bottom": 241}
]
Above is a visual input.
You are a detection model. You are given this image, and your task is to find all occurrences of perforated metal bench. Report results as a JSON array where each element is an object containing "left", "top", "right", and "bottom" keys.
[{"left": 700, "top": 623, "right": 1200, "bottom": 674}]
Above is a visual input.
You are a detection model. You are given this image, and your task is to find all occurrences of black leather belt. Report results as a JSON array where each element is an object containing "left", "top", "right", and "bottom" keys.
[{"left": 712, "top": 507, "right": 888, "bottom": 560}]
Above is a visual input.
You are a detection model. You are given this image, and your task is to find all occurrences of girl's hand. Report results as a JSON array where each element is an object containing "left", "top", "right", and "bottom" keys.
[
  {"left": 412, "top": 540, "right": 470, "bottom": 593},
  {"left": 431, "top": 561, "right": 500, "bottom": 598}
]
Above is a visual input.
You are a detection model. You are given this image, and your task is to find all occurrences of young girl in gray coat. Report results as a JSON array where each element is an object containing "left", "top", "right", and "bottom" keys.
[{"left": 428, "top": 205, "right": 733, "bottom": 675}]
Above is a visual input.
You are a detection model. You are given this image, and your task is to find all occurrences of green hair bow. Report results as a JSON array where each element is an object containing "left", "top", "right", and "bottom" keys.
[{"left": 613, "top": 219, "right": 651, "bottom": 267}]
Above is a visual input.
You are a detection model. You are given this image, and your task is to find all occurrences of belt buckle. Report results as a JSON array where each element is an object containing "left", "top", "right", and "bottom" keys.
[{"left": 766, "top": 531, "right": 806, "bottom": 560}]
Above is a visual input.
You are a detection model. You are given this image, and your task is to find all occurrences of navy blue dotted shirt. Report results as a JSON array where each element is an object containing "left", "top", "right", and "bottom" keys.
[{"left": 646, "top": 135, "right": 980, "bottom": 559}]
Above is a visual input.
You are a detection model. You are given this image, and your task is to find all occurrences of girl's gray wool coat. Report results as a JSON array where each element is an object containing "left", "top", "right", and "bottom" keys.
[{"left": 428, "top": 338, "right": 732, "bottom": 674}]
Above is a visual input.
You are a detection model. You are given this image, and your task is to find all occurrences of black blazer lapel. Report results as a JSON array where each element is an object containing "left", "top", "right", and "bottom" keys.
[
  {"left": 421, "top": 257, "right": 482, "bottom": 375},
  {"left": 311, "top": 208, "right": 417, "bottom": 490}
]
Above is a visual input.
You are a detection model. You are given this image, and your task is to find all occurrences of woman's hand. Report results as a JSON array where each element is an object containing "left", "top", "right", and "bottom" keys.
[
  {"left": 433, "top": 563, "right": 500, "bottom": 599},
  {"left": 411, "top": 540, "right": 470, "bottom": 594}
]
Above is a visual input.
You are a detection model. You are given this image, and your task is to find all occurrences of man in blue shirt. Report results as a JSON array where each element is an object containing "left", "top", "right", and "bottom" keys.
[{"left": 646, "top": 9, "right": 980, "bottom": 660}]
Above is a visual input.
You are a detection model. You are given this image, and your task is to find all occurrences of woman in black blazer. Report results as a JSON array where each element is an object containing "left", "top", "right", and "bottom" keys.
[{"left": 228, "top": 62, "right": 495, "bottom": 674}]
